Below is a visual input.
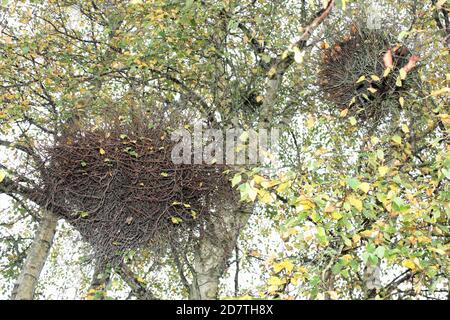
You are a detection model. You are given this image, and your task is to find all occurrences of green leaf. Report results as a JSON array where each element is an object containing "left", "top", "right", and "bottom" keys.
[
  {"left": 171, "top": 216, "right": 183, "bottom": 224},
  {"left": 261, "top": 54, "right": 271, "bottom": 64},
  {"left": 79, "top": 211, "right": 89, "bottom": 218},
  {"left": 239, "top": 182, "right": 258, "bottom": 202},
  {"left": 392, "top": 197, "right": 410, "bottom": 212},
  {"left": 231, "top": 174, "right": 242, "bottom": 187},
  {"left": 391, "top": 135, "right": 402, "bottom": 145},
  {"left": 376, "top": 149, "right": 384, "bottom": 160},
  {"left": 375, "top": 246, "right": 386, "bottom": 259},
  {"left": 346, "top": 177, "right": 360, "bottom": 191}
]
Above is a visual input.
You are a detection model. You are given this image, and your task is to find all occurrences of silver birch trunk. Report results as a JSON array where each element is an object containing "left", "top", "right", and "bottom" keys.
[{"left": 11, "top": 211, "right": 58, "bottom": 300}]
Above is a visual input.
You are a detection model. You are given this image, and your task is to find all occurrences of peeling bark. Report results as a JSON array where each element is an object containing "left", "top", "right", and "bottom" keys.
[{"left": 10, "top": 211, "right": 58, "bottom": 300}]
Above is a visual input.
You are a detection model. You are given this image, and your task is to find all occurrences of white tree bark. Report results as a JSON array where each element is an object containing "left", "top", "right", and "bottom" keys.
[
  {"left": 11, "top": 211, "right": 58, "bottom": 300},
  {"left": 189, "top": 192, "right": 252, "bottom": 300}
]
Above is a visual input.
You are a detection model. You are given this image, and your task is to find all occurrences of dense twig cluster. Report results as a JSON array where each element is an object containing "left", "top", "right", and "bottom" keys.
[
  {"left": 318, "top": 25, "right": 417, "bottom": 122},
  {"left": 40, "top": 122, "right": 231, "bottom": 262}
]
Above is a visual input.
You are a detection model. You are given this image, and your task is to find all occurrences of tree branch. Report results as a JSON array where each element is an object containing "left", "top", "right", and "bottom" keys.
[
  {"left": 260, "top": 0, "right": 335, "bottom": 123},
  {"left": 116, "top": 262, "right": 157, "bottom": 300}
]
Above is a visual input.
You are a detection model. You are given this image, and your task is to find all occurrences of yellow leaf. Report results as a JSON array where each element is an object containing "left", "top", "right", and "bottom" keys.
[
  {"left": 256, "top": 95, "right": 264, "bottom": 103},
  {"left": 368, "top": 87, "right": 377, "bottom": 94},
  {"left": 416, "top": 236, "right": 431, "bottom": 244},
  {"left": 352, "top": 234, "right": 361, "bottom": 243},
  {"left": 431, "top": 87, "right": 450, "bottom": 96},
  {"left": 340, "top": 108, "right": 349, "bottom": 117},
  {"left": 402, "top": 259, "right": 416, "bottom": 271},
  {"left": 399, "top": 68, "right": 407, "bottom": 80},
  {"left": 276, "top": 182, "right": 289, "bottom": 193},
  {"left": 99, "top": 148, "right": 106, "bottom": 155},
  {"left": 401, "top": 124, "right": 409, "bottom": 133},
  {"left": 136, "top": 277, "right": 146, "bottom": 284},
  {"left": 383, "top": 67, "right": 392, "bottom": 78},
  {"left": 248, "top": 186, "right": 258, "bottom": 202},
  {"left": 342, "top": 254, "right": 352, "bottom": 263},
  {"left": 296, "top": 198, "right": 315, "bottom": 211},
  {"left": 281, "top": 50, "right": 289, "bottom": 60},
  {"left": 348, "top": 194, "right": 363, "bottom": 211},
  {"left": 331, "top": 211, "right": 343, "bottom": 220},
  {"left": 349, "top": 117, "right": 357, "bottom": 126},
  {"left": 371, "top": 75, "right": 381, "bottom": 81},
  {"left": 248, "top": 249, "right": 261, "bottom": 257},
  {"left": 399, "top": 97, "right": 405, "bottom": 107},
  {"left": 378, "top": 166, "right": 389, "bottom": 177},
  {"left": 356, "top": 75, "right": 366, "bottom": 83},
  {"left": 349, "top": 96, "right": 356, "bottom": 106},
  {"left": 291, "top": 274, "right": 301, "bottom": 286},
  {"left": 0, "top": 170, "right": 6, "bottom": 183},
  {"left": 360, "top": 230, "right": 374, "bottom": 238},
  {"left": 268, "top": 285, "right": 279, "bottom": 294},
  {"left": 260, "top": 180, "right": 281, "bottom": 189},
  {"left": 171, "top": 216, "right": 182, "bottom": 224},
  {"left": 273, "top": 260, "right": 294, "bottom": 273},
  {"left": 430, "top": 247, "right": 446, "bottom": 255},
  {"left": 396, "top": 76, "right": 403, "bottom": 87},
  {"left": 267, "top": 276, "right": 285, "bottom": 286},
  {"left": 438, "top": 114, "right": 450, "bottom": 125},
  {"left": 258, "top": 189, "right": 273, "bottom": 204},
  {"left": 267, "top": 67, "right": 277, "bottom": 78},
  {"left": 359, "top": 182, "right": 371, "bottom": 194},
  {"left": 252, "top": 175, "right": 266, "bottom": 184}
]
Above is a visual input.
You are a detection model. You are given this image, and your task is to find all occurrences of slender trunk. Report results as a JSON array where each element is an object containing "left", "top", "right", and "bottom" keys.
[
  {"left": 189, "top": 192, "right": 252, "bottom": 300},
  {"left": 11, "top": 211, "right": 58, "bottom": 300}
]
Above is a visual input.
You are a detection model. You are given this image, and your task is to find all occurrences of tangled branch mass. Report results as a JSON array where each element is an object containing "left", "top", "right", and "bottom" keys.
[
  {"left": 318, "top": 24, "right": 418, "bottom": 122},
  {"left": 39, "top": 123, "right": 230, "bottom": 262}
]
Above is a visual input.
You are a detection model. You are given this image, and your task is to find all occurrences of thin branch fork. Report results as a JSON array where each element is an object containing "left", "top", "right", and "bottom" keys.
[{"left": 116, "top": 261, "right": 157, "bottom": 300}]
